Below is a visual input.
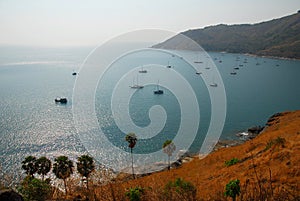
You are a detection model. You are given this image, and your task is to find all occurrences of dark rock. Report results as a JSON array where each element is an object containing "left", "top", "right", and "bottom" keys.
[
  {"left": 266, "top": 112, "right": 285, "bottom": 126},
  {"left": 248, "top": 126, "right": 264, "bottom": 134},
  {"left": 0, "top": 189, "right": 24, "bottom": 201}
]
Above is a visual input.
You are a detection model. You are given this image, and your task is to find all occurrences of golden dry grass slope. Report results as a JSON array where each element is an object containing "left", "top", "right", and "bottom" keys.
[{"left": 68, "top": 111, "right": 300, "bottom": 201}]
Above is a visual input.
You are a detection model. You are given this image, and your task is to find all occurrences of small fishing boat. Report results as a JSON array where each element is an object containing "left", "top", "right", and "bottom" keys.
[{"left": 55, "top": 97, "right": 67, "bottom": 104}]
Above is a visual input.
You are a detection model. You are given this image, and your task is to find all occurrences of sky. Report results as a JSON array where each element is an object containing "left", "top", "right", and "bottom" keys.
[{"left": 0, "top": 0, "right": 299, "bottom": 47}]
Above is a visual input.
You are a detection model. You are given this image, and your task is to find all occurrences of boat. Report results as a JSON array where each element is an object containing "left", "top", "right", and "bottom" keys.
[
  {"left": 55, "top": 97, "right": 67, "bottom": 104},
  {"left": 154, "top": 81, "right": 163, "bottom": 94},
  {"left": 138, "top": 67, "right": 147, "bottom": 73},
  {"left": 210, "top": 83, "right": 218, "bottom": 87},
  {"left": 230, "top": 71, "right": 237, "bottom": 75},
  {"left": 196, "top": 72, "right": 202, "bottom": 75},
  {"left": 205, "top": 61, "right": 210, "bottom": 69},
  {"left": 72, "top": 72, "right": 77, "bottom": 76},
  {"left": 167, "top": 61, "right": 171, "bottom": 68},
  {"left": 210, "top": 76, "right": 218, "bottom": 87},
  {"left": 234, "top": 67, "right": 240, "bottom": 70},
  {"left": 130, "top": 85, "right": 144, "bottom": 89},
  {"left": 130, "top": 75, "right": 144, "bottom": 89},
  {"left": 194, "top": 61, "right": 203, "bottom": 64}
]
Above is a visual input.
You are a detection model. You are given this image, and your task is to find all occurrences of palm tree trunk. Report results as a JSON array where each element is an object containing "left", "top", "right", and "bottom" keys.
[
  {"left": 131, "top": 148, "right": 135, "bottom": 179},
  {"left": 86, "top": 177, "right": 89, "bottom": 190},
  {"left": 168, "top": 155, "right": 170, "bottom": 170},
  {"left": 63, "top": 179, "right": 67, "bottom": 195}
]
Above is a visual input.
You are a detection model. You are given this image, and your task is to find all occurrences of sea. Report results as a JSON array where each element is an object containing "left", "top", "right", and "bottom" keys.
[{"left": 0, "top": 46, "right": 300, "bottom": 179}]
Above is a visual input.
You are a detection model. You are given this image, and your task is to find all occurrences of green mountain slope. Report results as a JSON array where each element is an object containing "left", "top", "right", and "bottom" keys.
[{"left": 154, "top": 11, "right": 300, "bottom": 59}]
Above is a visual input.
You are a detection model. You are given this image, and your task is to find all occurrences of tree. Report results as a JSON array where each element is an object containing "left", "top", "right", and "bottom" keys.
[
  {"left": 35, "top": 156, "right": 51, "bottom": 181},
  {"left": 77, "top": 155, "right": 95, "bottom": 190},
  {"left": 125, "top": 132, "right": 137, "bottom": 179},
  {"left": 52, "top": 156, "right": 74, "bottom": 195},
  {"left": 163, "top": 140, "right": 176, "bottom": 170},
  {"left": 18, "top": 176, "right": 51, "bottom": 201},
  {"left": 22, "top": 156, "right": 37, "bottom": 177},
  {"left": 224, "top": 179, "right": 240, "bottom": 201}
]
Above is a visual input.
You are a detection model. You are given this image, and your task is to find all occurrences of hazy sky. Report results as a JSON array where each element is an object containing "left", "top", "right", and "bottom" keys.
[{"left": 0, "top": 0, "right": 299, "bottom": 47}]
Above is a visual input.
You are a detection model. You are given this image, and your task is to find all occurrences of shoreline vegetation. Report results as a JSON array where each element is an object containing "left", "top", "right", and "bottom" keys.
[{"left": 1, "top": 110, "right": 300, "bottom": 200}]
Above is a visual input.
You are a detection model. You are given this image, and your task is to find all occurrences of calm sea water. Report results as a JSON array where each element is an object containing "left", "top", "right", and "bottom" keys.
[{"left": 0, "top": 46, "right": 300, "bottom": 176}]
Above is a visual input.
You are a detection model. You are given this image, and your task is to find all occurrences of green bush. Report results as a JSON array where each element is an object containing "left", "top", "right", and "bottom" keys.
[
  {"left": 224, "top": 179, "right": 240, "bottom": 201},
  {"left": 164, "top": 178, "right": 196, "bottom": 201},
  {"left": 125, "top": 186, "right": 144, "bottom": 201},
  {"left": 225, "top": 158, "right": 239, "bottom": 167},
  {"left": 18, "top": 176, "right": 51, "bottom": 201}
]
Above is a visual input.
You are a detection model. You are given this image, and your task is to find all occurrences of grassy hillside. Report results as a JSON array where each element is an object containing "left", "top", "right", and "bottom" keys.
[
  {"left": 154, "top": 11, "right": 300, "bottom": 59},
  {"left": 62, "top": 110, "right": 300, "bottom": 200}
]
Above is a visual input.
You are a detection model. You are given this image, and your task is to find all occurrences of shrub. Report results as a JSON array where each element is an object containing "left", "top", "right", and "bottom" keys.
[
  {"left": 225, "top": 158, "right": 239, "bottom": 167},
  {"left": 125, "top": 186, "right": 144, "bottom": 201},
  {"left": 164, "top": 178, "right": 196, "bottom": 201},
  {"left": 18, "top": 176, "right": 51, "bottom": 201},
  {"left": 224, "top": 179, "right": 240, "bottom": 201}
]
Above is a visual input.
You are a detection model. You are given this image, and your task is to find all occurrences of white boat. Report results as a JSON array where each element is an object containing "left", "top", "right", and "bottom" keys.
[
  {"left": 205, "top": 61, "right": 210, "bottom": 69},
  {"left": 130, "top": 75, "right": 144, "bottom": 89},
  {"left": 210, "top": 76, "right": 218, "bottom": 87},
  {"left": 210, "top": 83, "right": 218, "bottom": 87}
]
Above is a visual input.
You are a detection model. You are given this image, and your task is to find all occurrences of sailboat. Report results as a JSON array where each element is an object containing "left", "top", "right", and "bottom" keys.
[
  {"left": 167, "top": 61, "right": 171, "bottom": 68},
  {"left": 139, "top": 66, "right": 147, "bottom": 73},
  {"left": 205, "top": 61, "right": 210, "bottom": 69},
  {"left": 130, "top": 75, "right": 144, "bottom": 89},
  {"left": 154, "top": 80, "right": 163, "bottom": 94}
]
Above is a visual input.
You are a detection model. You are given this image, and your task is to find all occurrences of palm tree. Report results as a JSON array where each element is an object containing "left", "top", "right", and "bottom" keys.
[
  {"left": 163, "top": 140, "right": 176, "bottom": 170},
  {"left": 36, "top": 156, "right": 51, "bottom": 181},
  {"left": 52, "top": 156, "right": 74, "bottom": 195},
  {"left": 77, "top": 155, "right": 95, "bottom": 190},
  {"left": 22, "top": 156, "right": 37, "bottom": 177},
  {"left": 125, "top": 132, "right": 137, "bottom": 179}
]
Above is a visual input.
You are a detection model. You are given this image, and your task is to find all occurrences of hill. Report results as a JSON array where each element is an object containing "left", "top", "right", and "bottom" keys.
[
  {"left": 90, "top": 110, "right": 300, "bottom": 200},
  {"left": 154, "top": 11, "right": 300, "bottom": 59}
]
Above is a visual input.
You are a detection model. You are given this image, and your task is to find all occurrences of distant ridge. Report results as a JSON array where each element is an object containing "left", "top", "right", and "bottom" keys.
[{"left": 154, "top": 11, "right": 300, "bottom": 59}]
